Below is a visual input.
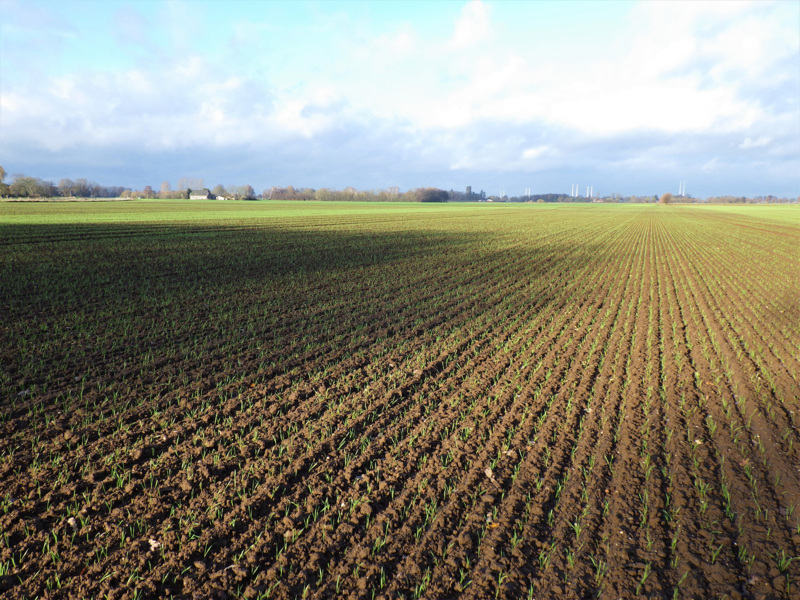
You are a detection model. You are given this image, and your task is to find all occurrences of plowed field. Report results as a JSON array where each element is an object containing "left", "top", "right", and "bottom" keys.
[{"left": 1, "top": 201, "right": 799, "bottom": 599}]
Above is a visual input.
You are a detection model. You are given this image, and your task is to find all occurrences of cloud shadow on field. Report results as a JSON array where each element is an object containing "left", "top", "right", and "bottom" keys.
[
  {"left": 0, "top": 222, "right": 457, "bottom": 309},
  {"left": 0, "top": 216, "right": 597, "bottom": 332},
  {"left": 0, "top": 213, "right": 610, "bottom": 441}
]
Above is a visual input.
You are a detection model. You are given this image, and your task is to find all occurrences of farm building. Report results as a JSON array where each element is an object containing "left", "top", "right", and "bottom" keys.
[{"left": 189, "top": 188, "right": 214, "bottom": 200}]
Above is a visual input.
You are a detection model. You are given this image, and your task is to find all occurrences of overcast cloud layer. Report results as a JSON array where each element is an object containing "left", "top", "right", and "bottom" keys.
[{"left": 1, "top": 0, "right": 798, "bottom": 198}]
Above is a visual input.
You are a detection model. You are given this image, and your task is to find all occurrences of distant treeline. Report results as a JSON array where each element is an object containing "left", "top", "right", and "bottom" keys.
[
  {"left": 0, "top": 173, "right": 128, "bottom": 199},
  {"left": 0, "top": 169, "right": 451, "bottom": 202},
  {"left": 260, "top": 190, "right": 799, "bottom": 204},
  {"left": 264, "top": 187, "right": 449, "bottom": 202},
  {"left": 488, "top": 193, "right": 797, "bottom": 204},
  {"left": 702, "top": 195, "right": 796, "bottom": 204},
  {"left": 0, "top": 167, "right": 795, "bottom": 203}
]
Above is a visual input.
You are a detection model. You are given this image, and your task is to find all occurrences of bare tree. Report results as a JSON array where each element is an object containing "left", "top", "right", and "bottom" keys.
[
  {"left": 73, "top": 178, "right": 90, "bottom": 197},
  {"left": 177, "top": 177, "right": 204, "bottom": 191},
  {"left": 314, "top": 188, "right": 332, "bottom": 201},
  {"left": 11, "top": 176, "right": 54, "bottom": 197},
  {"left": 416, "top": 188, "right": 449, "bottom": 202},
  {"left": 59, "top": 178, "right": 75, "bottom": 197}
]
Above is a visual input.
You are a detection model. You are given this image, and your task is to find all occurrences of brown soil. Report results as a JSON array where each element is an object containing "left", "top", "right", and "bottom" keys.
[{"left": 0, "top": 205, "right": 798, "bottom": 599}]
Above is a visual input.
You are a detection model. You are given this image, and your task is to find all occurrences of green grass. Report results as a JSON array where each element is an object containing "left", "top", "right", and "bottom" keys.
[{"left": 0, "top": 199, "right": 486, "bottom": 226}]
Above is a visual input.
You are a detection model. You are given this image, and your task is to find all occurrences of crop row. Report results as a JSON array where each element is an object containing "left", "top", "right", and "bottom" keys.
[{"left": 0, "top": 203, "right": 797, "bottom": 599}]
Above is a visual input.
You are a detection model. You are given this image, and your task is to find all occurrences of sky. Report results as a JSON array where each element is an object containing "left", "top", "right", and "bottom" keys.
[{"left": 1, "top": 0, "right": 798, "bottom": 198}]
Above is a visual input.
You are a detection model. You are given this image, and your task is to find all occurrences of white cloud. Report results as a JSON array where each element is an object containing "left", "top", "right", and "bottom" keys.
[
  {"left": 323, "top": 0, "right": 794, "bottom": 148},
  {"left": 7, "top": 0, "right": 791, "bottom": 149},
  {"left": 1, "top": 0, "right": 797, "bottom": 196},
  {"left": 272, "top": 99, "right": 333, "bottom": 139},
  {"left": 739, "top": 137, "right": 771, "bottom": 150},
  {"left": 450, "top": 1, "right": 490, "bottom": 48},
  {"left": 702, "top": 157, "right": 719, "bottom": 173},
  {"left": 373, "top": 25, "right": 416, "bottom": 56},
  {"left": 522, "top": 146, "right": 553, "bottom": 160}
]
